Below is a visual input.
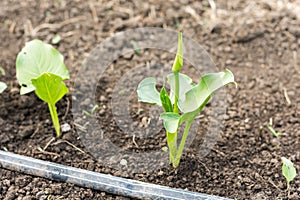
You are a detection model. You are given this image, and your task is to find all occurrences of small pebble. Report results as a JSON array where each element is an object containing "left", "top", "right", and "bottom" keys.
[
  {"left": 100, "top": 95, "right": 106, "bottom": 102},
  {"left": 120, "top": 159, "right": 127, "bottom": 166},
  {"left": 61, "top": 123, "right": 71, "bottom": 133}
]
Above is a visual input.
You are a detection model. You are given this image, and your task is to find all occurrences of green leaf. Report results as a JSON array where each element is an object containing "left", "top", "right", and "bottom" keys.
[
  {"left": 178, "top": 69, "right": 236, "bottom": 113},
  {"left": 31, "top": 73, "right": 68, "bottom": 105},
  {"left": 137, "top": 77, "right": 161, "bottom": 106},
  {"left": 282, "top": 157, "right": 297, "bottom": 184},
  {"left": 172, "top": 32, "right": 183, "bottom": 72},
  {"left": 16, "top": 39, "right": 69, "bottom": 95},
  {"left": 160, "top": 87, "right": 173, "bottom": 112},
  {"left": 159, "top": 112, "right": 181, "bottom": 133},
  {"left": 0, "top": 82, "right": 7, "bottom": 93},
  {"left": 168, "top": 73, "right": 193, "bottom": 104}
]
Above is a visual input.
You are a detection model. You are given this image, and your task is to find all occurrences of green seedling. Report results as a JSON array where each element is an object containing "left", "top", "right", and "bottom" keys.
[
  {"left": 137, "top": 32, "right": 236, "bottom": 168},
  {"left": 131, "top": 40, "right": 141, "bottom": 55},
  {"left": 16, "top": 40, "right": 70, "bottom": 137},
  {"left": 83, "top": 104, "right": 99, "bottom": 117},
  {"left": 32, "top": 73, "right": 68, "bottom": 137},
  {"left": 0, "top": 81, "right": 7, "bottom": 93},
  {"left": 281, "top": 157, "right": 297, "bottom": 196},
  {"left": 51, "top": 34, "right": 62, "bottom": 45},
  {"left": 0, "top": 66, "right": 5, "bottom": 75},
  {"left": 267, "top": 124, "right": 281, "bottom": 137}
]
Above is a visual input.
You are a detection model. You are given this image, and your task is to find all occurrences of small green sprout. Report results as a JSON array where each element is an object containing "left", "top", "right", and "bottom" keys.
[
  {"left": 0, "top": 66, "right": 5, "bottom": 75},
  {"left": 137, "top": 32, "right": 236, "bottom": 168},
  {"left": 0, "top": 82, "right": 7, "bottom": 93},
  {"left": 32, "top": 73, "right": 68, "bottom": 137},
  {"left": 83, "top": 104, "right": 99, "bottom": 117},
  {"left": 16, "top": 40, "right": 70, "bottom": 137},
  {"left": 267, "top": 124, "right": 281, "bottom": 137},
  {"left": 131, "top": 40, "right": 141, "bottom": 55},
  {"left": 51, "top": 34, "right": 62, "bottom": 45},
  {"left": 281, "top": 157, "right": 297, "bottom": 195}
]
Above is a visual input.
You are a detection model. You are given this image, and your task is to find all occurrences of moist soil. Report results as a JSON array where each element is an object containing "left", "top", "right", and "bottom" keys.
[{"left": 0, "top": 0, "right": 300, "bottom": 199}]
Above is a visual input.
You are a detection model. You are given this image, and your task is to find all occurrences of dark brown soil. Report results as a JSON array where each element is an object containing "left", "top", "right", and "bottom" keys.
[{"left": 1, "top": 0, "right": 300, "bottom": 199}]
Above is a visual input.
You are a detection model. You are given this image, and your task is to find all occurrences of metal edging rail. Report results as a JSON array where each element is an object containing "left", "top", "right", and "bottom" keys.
[{"left": 0, "top": 151, "right": 231, "bottom": 200}]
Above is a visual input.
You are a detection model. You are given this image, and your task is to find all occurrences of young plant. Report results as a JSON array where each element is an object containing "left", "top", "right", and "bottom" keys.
[
  {"left": 281, "top": 157, "right": 297, "bottom": 196},
  {"left": 16, "top": 40, "right": 70, "bottom": 137},
  {"left": 137, "top": 32, "right": 236, "bottom": 168},
  {"left": 267, "top": 124, "right": 281, "bottom": 137}
]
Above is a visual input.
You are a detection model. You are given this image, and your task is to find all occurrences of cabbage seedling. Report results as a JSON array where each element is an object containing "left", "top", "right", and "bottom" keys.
[
  {"left": 16, "top": 40, "right": 70, "bottom": 137},
  {"left": 267, "top": 124, "right": 281, "bottom": 137},
  {"left": 281, "top": 157, "right": 297, "bottom": 196},
  {"left": 32, "top": 73, "right": 68, "bottom": 137},
  {"left": 137, "top": 32, "right": 236, "bottom": 168}
]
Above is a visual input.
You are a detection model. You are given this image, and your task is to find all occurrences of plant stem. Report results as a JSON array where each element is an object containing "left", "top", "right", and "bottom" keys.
[
  {"left": 173, "top": 121, "right": 193, "bottom": 168},
  {"left": 287, "top": 181, "right": 290, "bottom": 199},
  {"left": 167, "top": 70, "right": 180, "bottom": 165},
  {"left": 48, "top": 103, "right": 61, "bottom": 137},
  {"left": 166, "top": 131, "right": 177, "bottom": 163},
  {"left": 173, "top": 71, "right": 180, "bottom": 114}
]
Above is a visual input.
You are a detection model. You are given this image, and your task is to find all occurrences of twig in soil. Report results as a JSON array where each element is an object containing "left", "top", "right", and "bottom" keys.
[
  {"left": 31, "top": 16, "right": 86, "bottom": 36},
  {"left": 74, "top": 122, "right": 87, "bottom": 132},
  {"left": 30, "top": 124, "right": 41, "bottom": 138},
  {"left": 268, "top": 178, "right": 282, "bottom": 192},
  {"left": 149, "top": 5, "right": 156, "bottom": 18},
  {"left": 55, "top": 139, "right": 86, "bottom": 154},
  {"left": 116, "top": 7, "right": 134, "bottom": 18},
  {"left": 269, "top": 118, "right": 273, "bottom": 126},
  {"left": 132, "top": 135, "right": 139, "bottom": 148},
  {"left": 24, "top": 20, "right": 33, "bottom": 36},
  {"left": 185, "top": 6, "right": 201, "bottom": 23},
  {"left": 283, "top": 87, "right": 291, "bottom": 105},
  {"left": 37, "top": 147, "right": 60, "bottom": 157},
  {"left": 293, "top": 51, "right": 299, "bottom": 74},
  {"left": 211, "top": 148, "right": 226, "bottom": 157},
  {"left": 68, "top": 50, "right": 75, "bottom": 61},
  {"left": 62, "top": 97, "right": 70, "bottom": 121},
  {"left": 253, "top": 171, "right": 282, "bottom": 192},
  {"left": 208, "top": 0, "right": 217, "bottom": 20},
  {"left": 9, "top": 21, "right": 16, "bottom": 34},
  {"left": 61, "top": 31, "right": 77, "bottom": 38},
  {"left": 89, "top": 2, "right": 99, "bottom": 23},
  {"left": 110, "top": 16, "right": 141, "bottom": 33},
  {"left": 43, "top": 137, "right": 56, "bottom": 151},
  {"left": 199, "top": 161, "right": 211, "bottom": 175}
]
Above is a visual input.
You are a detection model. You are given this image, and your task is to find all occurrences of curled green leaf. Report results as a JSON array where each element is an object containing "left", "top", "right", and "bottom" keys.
[
  {"left": 168, "top": 73, "right": 193, "bottom": 104},
  {"left": 178, "top": 69, "right": 236, "bottom": 113},
  {"left": 137, "top": 77, "right": 161, "bottom": 106},
  {"left": 159, "top": 112, "right": 181, "bottom": 133}
]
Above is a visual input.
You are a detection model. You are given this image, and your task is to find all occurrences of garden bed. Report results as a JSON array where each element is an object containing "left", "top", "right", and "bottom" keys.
[{"left": 0, "top": 0, "right": 300, "bottom": 199}]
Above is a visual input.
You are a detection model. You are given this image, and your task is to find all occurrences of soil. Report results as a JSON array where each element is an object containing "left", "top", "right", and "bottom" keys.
[{"left": 0, "top": 0, "right": 300, "bottom": 199}]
